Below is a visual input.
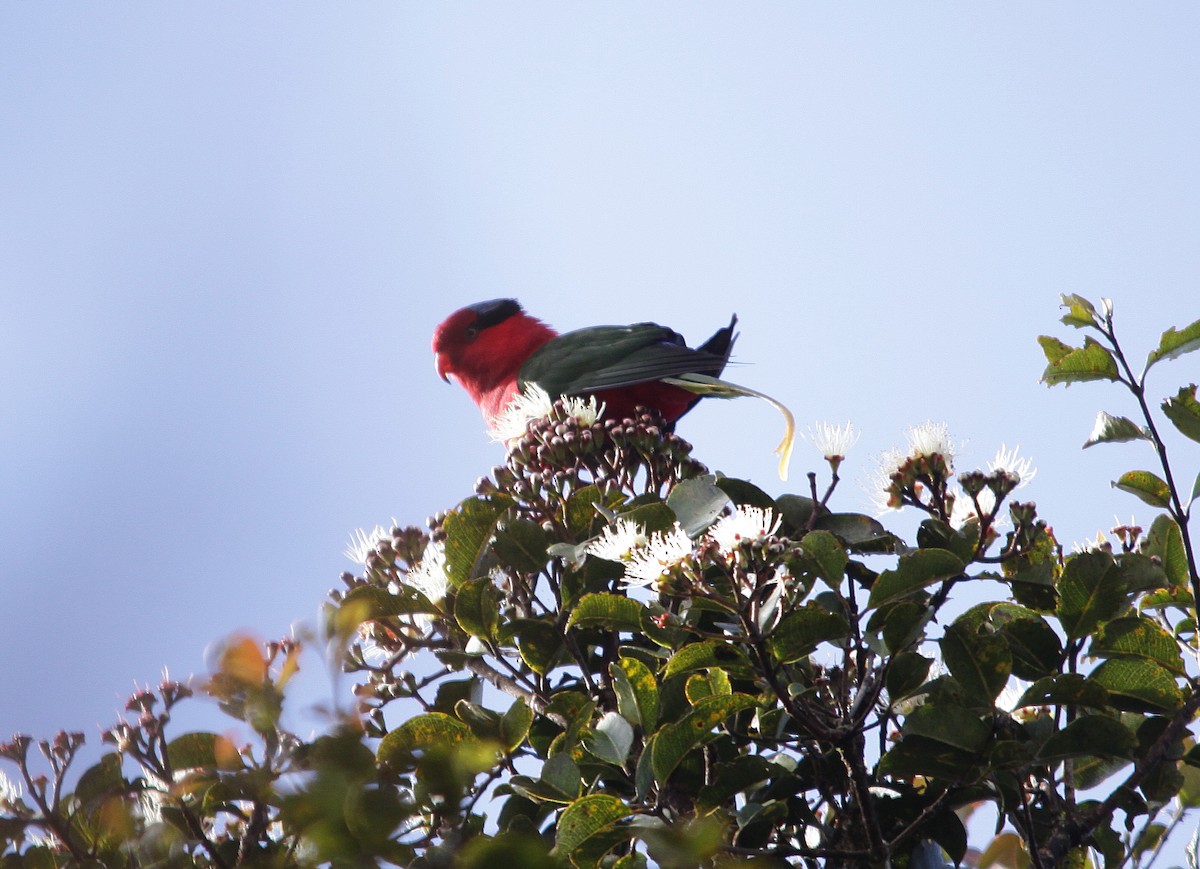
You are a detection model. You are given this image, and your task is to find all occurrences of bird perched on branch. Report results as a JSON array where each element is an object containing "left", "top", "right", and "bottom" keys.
[{"left": 432, "top": 298, "right": 794, "bottom": 478}]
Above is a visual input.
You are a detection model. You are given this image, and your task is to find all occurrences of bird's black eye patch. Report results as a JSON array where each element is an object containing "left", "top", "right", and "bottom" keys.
[
  {"left": 464, "top": 326, "right": 479, "bottom": 340},
  {"left": 468, "top": 298, "right": 522, "bottom": 332}
]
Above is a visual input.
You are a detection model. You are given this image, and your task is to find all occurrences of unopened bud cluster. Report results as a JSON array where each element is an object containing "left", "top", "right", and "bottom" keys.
[{"left": 484, "top": 402, "right": 707, "bottom": 511}]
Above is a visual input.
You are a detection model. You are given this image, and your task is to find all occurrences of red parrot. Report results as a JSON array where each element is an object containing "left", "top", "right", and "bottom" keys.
[{"left": 432, "top": 299, "right": 794, "bottom": 477}]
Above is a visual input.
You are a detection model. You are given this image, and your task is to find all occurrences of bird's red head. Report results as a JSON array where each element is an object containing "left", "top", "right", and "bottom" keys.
[{"left": 432, "top": 299, "right": 557, "bottom": 420}]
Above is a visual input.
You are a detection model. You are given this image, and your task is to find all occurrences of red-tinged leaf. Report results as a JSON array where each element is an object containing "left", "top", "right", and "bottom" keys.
[
  {"left": 1113, "top": 470, "right": 1172, "bottom": 509},
  {"left": 1145, "top": 317, "right": 1200, "bottom": 372}
]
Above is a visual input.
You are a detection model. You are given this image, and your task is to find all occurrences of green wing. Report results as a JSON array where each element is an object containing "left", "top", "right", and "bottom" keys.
[{"left": 518, "top": 320, "right": 735, "bottom": 395}]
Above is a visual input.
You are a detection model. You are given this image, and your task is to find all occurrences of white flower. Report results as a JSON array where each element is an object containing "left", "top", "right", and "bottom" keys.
[
  {"left": 988, "top": 443, "right": 1037, "bottom": 487},
  {"left": 623, "top": 524, "right": 693, "bottom": 588},
  {"left": 1072, "top": 530, "right": 1111, "bottom": 554},
  {"left": 489, "top": 383, "right": 554, "bottom": 441},
  {"left": 344, "top": 522, "right": 398, "bottom": 565},
  {"left": 0, "top": 770, "right": 21, "bottom": 808},
  {"left": 805, "top": 421, "right": 860, "bottom": 464},
  {"left": 587, "top": 519, "right": 649, "bottom": 562},
  {"left": 708, "top": 506, "right": 782, "bottom": 556},
  {"left": 403, "top": 539, "right": 449, "bottom": 605},
  {"left": 865, "top": 447, "right": 906, "bottom": 515},
  {"left": 947, "top": 485, "right": 1005, "bottom": 531},
  {"left": 561, "top": 393, "right": 605, "bottom": 427},
  {"left": 1100, "top": 297, "right": 1113, "bottom": 318},
  {"left": 906, "top": 421, "right": 957, "bottom": 464},
  {"left": 489, "top": 383, "right": 606, "bottom": 442}
]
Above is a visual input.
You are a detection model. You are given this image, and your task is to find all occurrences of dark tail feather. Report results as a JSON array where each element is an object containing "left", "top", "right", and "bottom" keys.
[{"left": 671, "top": 314, "right": 739, "bottom": 426}]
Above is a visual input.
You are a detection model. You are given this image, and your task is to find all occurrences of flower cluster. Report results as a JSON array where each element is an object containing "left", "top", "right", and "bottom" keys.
[
  {"left": 588, "top": 504, "right": 785, "bottom": 592},
  {"left": 479, "top": 394, "right": 708, "bottom": 507}
]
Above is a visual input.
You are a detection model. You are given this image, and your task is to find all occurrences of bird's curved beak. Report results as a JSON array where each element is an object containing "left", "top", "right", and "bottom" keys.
[{"left": 435, "top": 352, "right": 451, "bottom": 383}]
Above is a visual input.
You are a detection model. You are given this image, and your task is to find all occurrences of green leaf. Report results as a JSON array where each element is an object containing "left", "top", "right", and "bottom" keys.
[
  {"left": 378, "top": 713, "right": 477, "bottom": 771},
  {"left": 1113, "top": 470, "right": 1173, "bottom": 509},
  {"left": 696, "top": 756, "right": 778, "bottom": 811},
  {"left": 611, "top": 656, "right": 659, "bottom": 731},
  {"left": 615, "top": 501, "right": 677, "bottom": 535},
  {"left": 666, "top": 474, "right": 731, "bottom": 536},
  {"left": 774, "top": 494, "right": 818, "bottom": 534},
  {"left": 886, "top": 652, "right": 933, "bottom": 701},
  {"left": 1089, "top": 659, "right": 1184, "bottom": 713},
  {"left": 1160, "top": 384, "right": 1200, "bottom": 445},
  {"left": 1083, "top": 411, "right": 1150, "bottom": 448},
  {"left": 879, "top": 735, "right": 978, "bottom": 780},
  {"left": 1057, "top": 551, "right": 1127, "bottom": 640},
  {"left": 584, "top": 712, "right": 634, "bottom": 766},
  {"left": 881, "top": 600, "right": 934, "bottom": 652},
  {"left": 868, "top": 548, "right": 964, "bottom": 609},
  {"left": 1017, "top": 674, "right": 1110, "bottom": 709},
  {"left": 73, "top": 754, "right": 124, "bottom": 808},
  {"left": 541, "top": 753, "right": 582, "bottom": 799},
  {"left": 1092, "top": 615, "right": 1185, "bottom": 675},
  {"left": 456, "top": 700, "right": 502, "bottom": 740},
  {"left": 511, "top": 618, "right": 564, "bottom": 676},
  {"left": 553, "top": 794, "right": 631, "bottom": 859},
  {"left": 1038, "top": 715, "right": 1136, "bottom": 762},
  {"left": 664, "top": 641, "right": 754, "bottom": 679},
  {"left": 715, "top": 476, "right": 777, "bottom": 509},
  {"left": 800, "top": 530, "right": 848, "bottom": 588},
  {"left": 768, "top": 603, "right": 850, "bottom": 663},
  {"left": 998, "top": 615, "right": 1063, "bottom": 681},
  {"left": 1143, "top": 515, "right": 1189, "bottom": 588},
  {"left": 651, "top": 694, "right": 759, "bottom": 784},
  {"left": 1059, "top": 293, "right": 1101, "bottom": 329},
  {"left": 500, "top": 699, "right": 534, "bottom": 754},
  {"left": 940, "top": 623, "right": 1012, "bottom": 705},
  {"left": 444, "top": 496, "right": 511, "bottom": 587},
  {"left": 684, "top": 668, "right": 731, "bottom": 703},
  {"left": 813, "top": 512, "right": 893, "bottom": 550},
  {"left": 339, "top": 583, "right": 439, "bottom": 621},
  {"left": 567, "top": 593, "right": 646, "bottom": 633},
  {"left": 493, "top": 518, "right": 550, "bottom": 574},
  {"left": 1039, "top": 335, "right": 1121, "bottom": 386},
  {"left": 166, "top": 732, "right": 235, "bottom": 771},
  {"left": 566, "top": 485, "right": 615, "bottom": 537},
  {"left": 454, "top": 577, "right": 502, "bottom": 640},
  {"left": 1145, "top": 317, "right": 1200, "bottom": 372},
  {"left": 902, "top": 703, "right": 990, "bottom": 753}
]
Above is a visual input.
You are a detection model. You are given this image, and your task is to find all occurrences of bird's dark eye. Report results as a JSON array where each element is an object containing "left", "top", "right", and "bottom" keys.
[{"left": 464, "top": 326, "right": 479, "bottom": 340}]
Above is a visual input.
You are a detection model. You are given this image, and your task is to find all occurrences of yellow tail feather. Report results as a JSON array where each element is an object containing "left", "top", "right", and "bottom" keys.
[{"left": 662, "top": 374, "right": 796, "bottom": 480}]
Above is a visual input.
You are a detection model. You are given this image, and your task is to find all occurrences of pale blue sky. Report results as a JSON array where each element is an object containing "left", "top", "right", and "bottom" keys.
[{"left": 2, "top": 3, "right": 1197, "bottom": 848}]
